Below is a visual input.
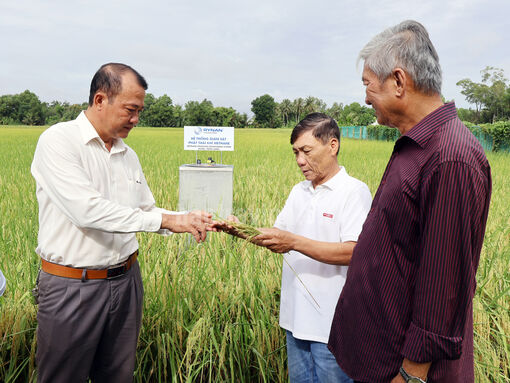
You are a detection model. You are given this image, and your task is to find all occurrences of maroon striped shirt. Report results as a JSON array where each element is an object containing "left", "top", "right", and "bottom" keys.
[{"left": 328, "top": 103, "right": 492, "bottom": 383}]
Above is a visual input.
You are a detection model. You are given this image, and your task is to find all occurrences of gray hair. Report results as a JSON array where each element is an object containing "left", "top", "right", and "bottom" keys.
[{"left": 358, "top": 20, "right": 442, "bottom": 95}]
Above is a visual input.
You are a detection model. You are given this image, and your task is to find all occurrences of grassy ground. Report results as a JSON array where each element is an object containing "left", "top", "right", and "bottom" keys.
[{"left": 0, "top": 126, "right": 508, "bottom": 382}]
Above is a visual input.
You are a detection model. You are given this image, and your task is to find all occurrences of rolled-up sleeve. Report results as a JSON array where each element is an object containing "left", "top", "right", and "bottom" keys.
[{"left": 402, "top": 161, "right": 489, "bottom": 362}]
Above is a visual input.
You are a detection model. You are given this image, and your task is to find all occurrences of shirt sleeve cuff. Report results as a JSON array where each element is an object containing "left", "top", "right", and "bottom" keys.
[
  {"left": 401, "top": 321, "right": 463, "bottom": 362},
  {"left": 142, "top": 211, "right": 164, "bottom": 232},
  {"left": 340, "top": 234, "right": 359, "bottom": 242}
]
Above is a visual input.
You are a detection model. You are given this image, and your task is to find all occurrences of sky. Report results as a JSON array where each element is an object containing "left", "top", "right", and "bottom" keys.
[{"left": 1, "top": 0, "right": 509, "bottom": 115}]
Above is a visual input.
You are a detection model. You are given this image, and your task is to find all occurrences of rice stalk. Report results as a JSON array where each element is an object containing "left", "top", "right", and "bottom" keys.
[{"left": 220, "top": 219, "right": 320, "bottom": 308}]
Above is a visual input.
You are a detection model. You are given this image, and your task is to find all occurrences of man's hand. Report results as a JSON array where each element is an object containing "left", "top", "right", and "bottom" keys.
[
  {"left": 161, "top": 210, "right": 213, "bottom": 243},
  {"left": 254, "top": 228, "right": 296, "bottom": 253},
  {"left": 210, "top": 215, "right": 243, "bottom": 237}
]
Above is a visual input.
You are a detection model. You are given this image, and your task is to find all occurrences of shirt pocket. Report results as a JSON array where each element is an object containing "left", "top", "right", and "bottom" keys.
[
  {"left": 124, "top": 168, "right": 144, "bottom": 208},
  {"left": 317, "top": 211, "right": 340, "bottom": 239}
]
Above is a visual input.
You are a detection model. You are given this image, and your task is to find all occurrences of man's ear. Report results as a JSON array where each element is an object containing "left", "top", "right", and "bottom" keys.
[
  {"left": 330, "top": 137, "right": 339, "bottom": 154},
  {"left": 393, "top": 68, "right": 407, "bottom": 97},
  {"left": 93, "top": 92, "right": 107, "bottom": 110}
]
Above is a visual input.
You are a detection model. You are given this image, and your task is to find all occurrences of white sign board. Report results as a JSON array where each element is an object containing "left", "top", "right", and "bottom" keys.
[{"left": 184, "top": 126, "right": 234, "bottom": 151}]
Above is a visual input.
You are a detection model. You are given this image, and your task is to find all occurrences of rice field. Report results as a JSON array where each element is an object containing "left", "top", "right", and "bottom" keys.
[{"left": 0, "top": 126, "right": 508, "bottom": 382}]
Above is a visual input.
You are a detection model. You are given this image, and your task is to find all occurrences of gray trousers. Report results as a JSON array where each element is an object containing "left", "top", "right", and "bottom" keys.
[{"left": 36, "top": 261, "right": 143, "bottom": 383}]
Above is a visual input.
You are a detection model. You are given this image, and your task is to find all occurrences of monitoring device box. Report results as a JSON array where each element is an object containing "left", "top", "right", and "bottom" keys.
[{"left": 178, "top": 163, "right": 233, "bottom": 218}]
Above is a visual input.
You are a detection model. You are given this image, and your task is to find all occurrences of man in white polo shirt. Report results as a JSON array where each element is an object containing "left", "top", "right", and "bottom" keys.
[{"left": 218, "top": 113, "right": 372, "bottom": 382}]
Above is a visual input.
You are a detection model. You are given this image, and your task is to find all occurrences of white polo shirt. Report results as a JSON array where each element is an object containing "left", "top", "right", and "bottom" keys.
[{"left": 275, "top": 166, "right": 372, "bottom": 343}]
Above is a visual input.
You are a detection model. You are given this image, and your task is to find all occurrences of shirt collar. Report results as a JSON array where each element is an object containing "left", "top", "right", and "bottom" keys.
[
  {"left": 77, "top": 111, "right": 127, "bottom": 153},
  {"left": 302, "top": 166, "right": 345, "bottom": 192},
  {"left": 397, "top": 102, "right": 458, "bottom": 150}
]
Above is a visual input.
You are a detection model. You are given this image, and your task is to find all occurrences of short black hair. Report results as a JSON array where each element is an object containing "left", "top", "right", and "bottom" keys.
[
  {"left": 290, "top": 113, "right": 341, "bottom": 155},
  {"left": 88, "top": 63, "right": 148, "bottom": 106}
]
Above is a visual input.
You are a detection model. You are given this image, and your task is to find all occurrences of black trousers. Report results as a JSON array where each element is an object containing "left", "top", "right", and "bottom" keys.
[{"left": 36, "top": 261, "right": 143, "bottom": 383}]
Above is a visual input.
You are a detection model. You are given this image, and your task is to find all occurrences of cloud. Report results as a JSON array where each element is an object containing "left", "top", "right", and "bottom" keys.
[{"left": 1, "top": 0, "right": 509, "bottom": 113}]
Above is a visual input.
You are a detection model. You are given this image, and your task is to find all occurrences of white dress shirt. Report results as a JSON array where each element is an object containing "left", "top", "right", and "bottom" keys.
[
  {"left": 274, "top": 166, "right": 372, "bottom": 343},
  {"left": 31, "top": 111, "right": 176, "bottom": 268}
]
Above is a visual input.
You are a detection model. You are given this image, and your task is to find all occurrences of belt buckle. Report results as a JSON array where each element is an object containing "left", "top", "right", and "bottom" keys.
[{"left": 106, "top": 263, "right": 127, "bottom": 279}]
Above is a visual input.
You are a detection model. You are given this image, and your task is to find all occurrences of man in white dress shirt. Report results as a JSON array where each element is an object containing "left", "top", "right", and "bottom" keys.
[
  {"left": 217, "top": 113, "right": 372, "bottom": 382},
  {"left": 31, "top": 63, "right": 212, "bottom": 383}
]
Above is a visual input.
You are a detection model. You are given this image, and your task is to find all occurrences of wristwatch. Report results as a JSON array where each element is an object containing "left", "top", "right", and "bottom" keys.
[{"left": 399, "top": 367, "right": 427, "bottom": 383}]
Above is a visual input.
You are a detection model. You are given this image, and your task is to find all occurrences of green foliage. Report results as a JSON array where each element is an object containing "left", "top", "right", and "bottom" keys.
[
  {"left": 251, "top": 94, "right": 280, "bottom": 128},
  {"left": 45, "top": 101, "right": 87, "bottom": 125},
  {"left": 278, "top": 98, "right": 293, "bottom": 125},
  {"left": 327, "top": 102, "right": 344, "bottom": 122},
  {"left": 0, "top": 92, "right": 86, "bottom": 126},
  {"left": 481, "top": 121, "right": 510, "bottom": 152},
  {"left": 457, "top": 107, "right": 478, "bottom": 123},
  {"left": 275, "top": 96, "right": 328, "bottom": 127},
  {"left": 356, "top": 121, "right": 510, "bottom": 152},
  {"left": 292, "top": 97, "right": 304, "bottom": 123},
  {"left": 336, "top": 102, "right": 376, "bottom": 126},
  {"left": 0, "top": 128, "right": 509, "bottom": 381},
  {"left": 457, "top": 67, "right": 510, "bottom": 123},
  {"left": 180, "top": 99, "right": 248, "bottom": 128},
  {"left": 184, "top": 99, "right": 215, "bottom": 126},
  {"left": 463, "top": 121, "right": 510, "bottom": 152},
  {"left": 0, "top": 91, "right": 248, "bottom": 129},
  {"left": 139, "top": 94, "right": 177, "bottom": 127},
  {"left": 275, "top": 99, "right": 375, "bottom": 129},
  {"left": 303, "top": 96, "right": 327, "bottom": 116},
  {"left": 0, "top": 91, "right": 46, "bottom": 125},
  {"left": 210, "top": 106, "right": 247, "bottom": 129}
]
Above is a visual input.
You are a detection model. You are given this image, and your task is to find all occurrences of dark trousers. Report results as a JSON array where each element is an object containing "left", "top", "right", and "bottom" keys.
[{"left": 36, "top": 261, "right": 143, "bottom": 383}]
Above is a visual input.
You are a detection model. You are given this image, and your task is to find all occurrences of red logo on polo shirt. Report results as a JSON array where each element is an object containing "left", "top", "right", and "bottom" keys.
[{"left": 323, "top": 213, "right": 334, "bottom": 219}]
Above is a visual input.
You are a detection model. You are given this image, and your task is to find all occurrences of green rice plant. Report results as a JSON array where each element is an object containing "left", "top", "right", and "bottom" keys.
[
  {"left": 0, "top": 126, "right": 508, "bottom": 382},
  {"left": 215, "top": 218, "right": 320, "bottom": 309}
]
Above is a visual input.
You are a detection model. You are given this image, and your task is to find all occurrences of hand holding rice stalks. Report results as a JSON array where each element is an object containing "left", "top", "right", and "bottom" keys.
[{"left": 214, "top": 217, "right": 320, "bottom": 308}]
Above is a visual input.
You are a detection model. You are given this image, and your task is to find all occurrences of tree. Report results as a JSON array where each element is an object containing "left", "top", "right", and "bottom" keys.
[
  {"left": 143, "top": 94, "right": 175, "bottom": 127},
  {"left": 18, "top": 90, "right": 45, "bottom": 125},
  {"left": 0, "top": 90, "right": 46, "bottom": 125},
  {"left": 292, "top": 97, "right": 304, "bottom": 123},
  {"left": 327, "top": 102, "right": 344, "bottom": 122},
  {"left": 0, "top": 94, "right": 18, "bottom": 124},
  {"left": 0, "top": 92, "right": 86, "bottom": 125},
  {"left": 231, "top": 112, "right": 248, "bottom": 129},
  {"left": 337, "top": 102, "right": 375, "bottom": 126},
  {"left": 184, "top": 99, "right": 214, "bottom": 126},
  {"left": 457, "top": 108, "right": 477, "bottom": 123},
  {"left": 61, "top": 103, "right": 87, "bottom": 121},
  {"left": 173, "top": 104, "right": 184, "bottom": 127},
  {"left": 44, "top": 101, "right": 69, "bottom": 125},
  {"left": 457, "top": 67, "right": 510, "bottom": 123},
  {"left": 279, "top": 99, "right": 293, "bottom": 126},
  {"left": 138, "top": 93, "right": 156, "bottom": 126},
  {"left": 303, "top": 96, "right": 327, "bottom": 116},
  {"left": 456, "top": 78, "right": 486, "bottom": 121},
  {"left": 251, "top": 94, "right": 279, "bottom": 128}
]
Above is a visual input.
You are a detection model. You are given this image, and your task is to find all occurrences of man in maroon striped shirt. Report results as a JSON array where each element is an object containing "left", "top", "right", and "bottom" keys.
[{"left": 328, "top": 20, "right": 492, "bottom": 383}]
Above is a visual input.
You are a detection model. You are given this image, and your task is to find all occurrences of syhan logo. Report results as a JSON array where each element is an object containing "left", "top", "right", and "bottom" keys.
[
  {"left": 194, "top": 126, "right": 202, "bottom": 135},
  {"left": 323, "top": 213, "right": 334, "bottom": 219}
]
